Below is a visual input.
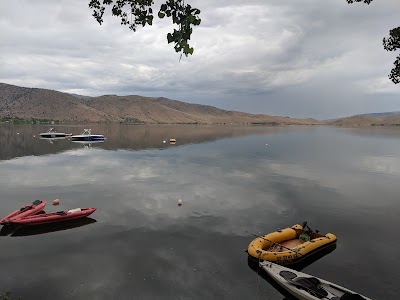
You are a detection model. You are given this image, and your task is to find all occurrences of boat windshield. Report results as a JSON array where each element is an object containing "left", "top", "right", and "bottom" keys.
[{"left": 81, "top": 129, "right": 92, "bottom": 135}]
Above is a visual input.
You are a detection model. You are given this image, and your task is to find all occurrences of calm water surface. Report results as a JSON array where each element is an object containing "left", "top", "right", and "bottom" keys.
[{"left": 0, "top": 124, "right": 399, "bottom": 299}]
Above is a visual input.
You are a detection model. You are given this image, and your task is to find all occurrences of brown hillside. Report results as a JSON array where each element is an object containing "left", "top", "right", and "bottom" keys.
[
  {"left": 0, "top": 83, "right": 321, "bottom": 124},
  {"left": 85, "top": 95, "right": 321, "bottom": 124},
  {"left": 0, "top": 83, "right": 110, "bottom": 122},
  {"left": 326, "top": 115, "right": 400, "bottom": 127}
]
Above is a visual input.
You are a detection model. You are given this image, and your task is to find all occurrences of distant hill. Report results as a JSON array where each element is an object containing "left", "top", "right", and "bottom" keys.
[
  {"left": 0, "top": 83, "right": 321, "bottom": 125},
  {"left": 326, "top": 112, "right": 400, "bottom": 127},
  {"left": 355, "top": 111, "right": 400, "bottom": 117}
]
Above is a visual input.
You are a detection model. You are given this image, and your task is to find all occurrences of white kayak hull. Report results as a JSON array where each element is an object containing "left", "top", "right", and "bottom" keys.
[{"left": 260, "top": 261, "right": 372, "bottom": 300}]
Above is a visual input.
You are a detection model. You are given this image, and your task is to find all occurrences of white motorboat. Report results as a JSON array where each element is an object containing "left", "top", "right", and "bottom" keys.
[
  {"left": 70, "top": 129, "right": 105, "bottom": 141},
  {"left": 39, "top": 128, "right": 72, "bottom": 138},
  {"left": 260, "top": 261, "right": 371, "bottom": 300}
]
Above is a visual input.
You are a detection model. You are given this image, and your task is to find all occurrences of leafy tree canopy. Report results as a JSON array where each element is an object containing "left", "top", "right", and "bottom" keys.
[
  {"left": 383, "top": 27, "right": 400, "bottom": 84},
  {"left": 347, "top": 0, "right": 399, "bottom": 84},
  {"left": 88, "top": 0, "right": 201, "bottom": 57},
  {"left": 89, "top": 0, "right": 399, "bottom": 84}
]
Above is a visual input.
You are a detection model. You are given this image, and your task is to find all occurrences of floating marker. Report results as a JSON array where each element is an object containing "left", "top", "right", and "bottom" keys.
[
  {"left": 163, "top": 140, "right": 166, "bottom": 143},
  {"left": 53, "top": 199, "right": 60, "bottom": 206},
  {"left": 178, "top": 199, "right": 183, "bottom": 206}
]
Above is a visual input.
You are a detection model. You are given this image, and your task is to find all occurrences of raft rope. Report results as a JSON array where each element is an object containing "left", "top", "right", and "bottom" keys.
[
  {"left": 256, "top": 256, "right": 261, "bottom": 300},
  {"left": 246, "top": 231, "right": 305, "bottom": 256}
]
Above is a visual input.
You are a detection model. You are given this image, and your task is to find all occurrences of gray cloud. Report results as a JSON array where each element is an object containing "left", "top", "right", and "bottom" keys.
[{"left": 0, "top": 0, "right": 399, "bottom": 119}]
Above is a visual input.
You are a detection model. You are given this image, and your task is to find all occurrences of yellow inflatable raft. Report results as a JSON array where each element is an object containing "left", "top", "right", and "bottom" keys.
[{"left": 247, "top": 223, "right": 337, "bottom": 265}]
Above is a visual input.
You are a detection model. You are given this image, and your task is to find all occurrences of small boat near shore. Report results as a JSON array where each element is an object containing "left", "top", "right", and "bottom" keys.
[
  {"left": 260, "top": 261, "right": 371, "bottom": 300},
  {"left": 9, "top": 208, "right": 96, "bottom": 226},
  {"left": 247, "top": 222, "right": 337, "bottom": 265},
  {"left": 71, "top": 129, "right": 105, "bottom": 141},
  {"left": 39, "top": 128, "right": 72, "bottom": 138},
  {"left": 0, "top": 200, "right": 46, "bottom": 225}
]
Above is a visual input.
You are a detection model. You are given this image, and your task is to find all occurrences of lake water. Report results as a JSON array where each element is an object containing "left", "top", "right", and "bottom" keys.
[{"left": 0, "top": 124, "right": 398, "bottom": 299}]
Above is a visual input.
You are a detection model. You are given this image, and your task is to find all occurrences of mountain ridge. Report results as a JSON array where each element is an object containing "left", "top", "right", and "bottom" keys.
[
  {"left": 3, "top": 82, "right": 400, "bottom": 127},
  {"left": 0, "top": 83, "right": 321, "bottom": 125}
]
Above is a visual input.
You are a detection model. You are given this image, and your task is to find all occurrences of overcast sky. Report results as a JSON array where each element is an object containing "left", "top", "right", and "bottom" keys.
[{"left": 1, "top": 0, "right": 399, "bottom": 119}]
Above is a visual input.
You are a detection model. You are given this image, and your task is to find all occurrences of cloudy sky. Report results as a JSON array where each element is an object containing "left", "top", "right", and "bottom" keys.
[{"left": 1, "top": 0, "right": 399, "bottom": 119}]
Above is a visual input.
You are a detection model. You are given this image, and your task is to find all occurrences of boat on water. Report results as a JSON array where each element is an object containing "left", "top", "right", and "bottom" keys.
[
  {"left": 39, "top": 128, "right": 72, "bottom": 138},
  {"left": 0, "top": 200, "right": 46, "bottom": 225},
  {"left": 9, "top": 208, "right": 96, "bottom": 226},
  {"left": 71, "top": 129, "right": 105, "bottom": 141},
  {"left": 260, "top": 261, "right": 371, "bottom": 300},
  {"left": 247, "top": 222, "right": 337, "bottom": 265}
]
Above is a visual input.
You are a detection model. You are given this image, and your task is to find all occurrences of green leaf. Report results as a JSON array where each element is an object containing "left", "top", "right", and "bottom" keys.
[{"left": 167, "top": 33, "right": 173, "bottom": 43}]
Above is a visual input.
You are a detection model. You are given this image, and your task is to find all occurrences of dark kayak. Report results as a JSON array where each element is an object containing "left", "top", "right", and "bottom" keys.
[
  {"left": 260, "top": 261, "right": 371, "bottom": 300},
  {"left": 0, "top": 200, "right": 46, "bottom": 225}
]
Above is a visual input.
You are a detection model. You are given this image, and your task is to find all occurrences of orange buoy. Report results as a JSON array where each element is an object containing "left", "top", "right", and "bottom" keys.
[
  {"left": 178, "top": 199, "right": 183, "bottom": 206},
  {"left": 53, "top": 199, "right": 60, "bottom": 206}
]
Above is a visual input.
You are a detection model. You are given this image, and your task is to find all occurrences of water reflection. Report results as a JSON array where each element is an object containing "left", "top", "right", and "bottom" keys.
[
  {"left": 0, "top": 125, "right": 398, "bottom": 299},
  {"left": 39, "top": 137, "right": 68, "bottom": 144},
  {"left": 71, "top": 140, "right": 105, "bottom": 148},
  {"left": 0, "top": 124, "right": 290, "bottom": 160},
  {"left": 0, "top": 217, "right": 97, "bottom": 237}
]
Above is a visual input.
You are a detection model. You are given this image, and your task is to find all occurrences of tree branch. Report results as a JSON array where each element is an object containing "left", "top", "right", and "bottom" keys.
[
  {"left": 88, "top": 0, "right": 201, "bottom": 57},
  {"left": 346, "top": 0, "right": 373, "bottom": 4}
]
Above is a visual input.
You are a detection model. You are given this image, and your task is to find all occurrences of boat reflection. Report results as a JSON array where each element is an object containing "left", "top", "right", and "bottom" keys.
[
  {"left": 0, "top": 217, "right": 97, "bottom": 237},
  {"left": 0, "top": 224, "right": 16, "bottom": 236},
  {"left": 39, "top": 137, "right": 68, "bottom": 144},
  {"left": 247, "top": 244, "right": 336, "bottom": 300},
  {"left": 71, "top": 140, "right": 104, "bottom": 148}
]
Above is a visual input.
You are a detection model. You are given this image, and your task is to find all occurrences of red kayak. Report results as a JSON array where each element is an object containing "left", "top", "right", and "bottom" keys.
[
  {"left": 0, "top": 200, "right": 46, "bottom": 225},
  {"left": 10, "top": 208, "right": 96, "bottom": 226}
]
